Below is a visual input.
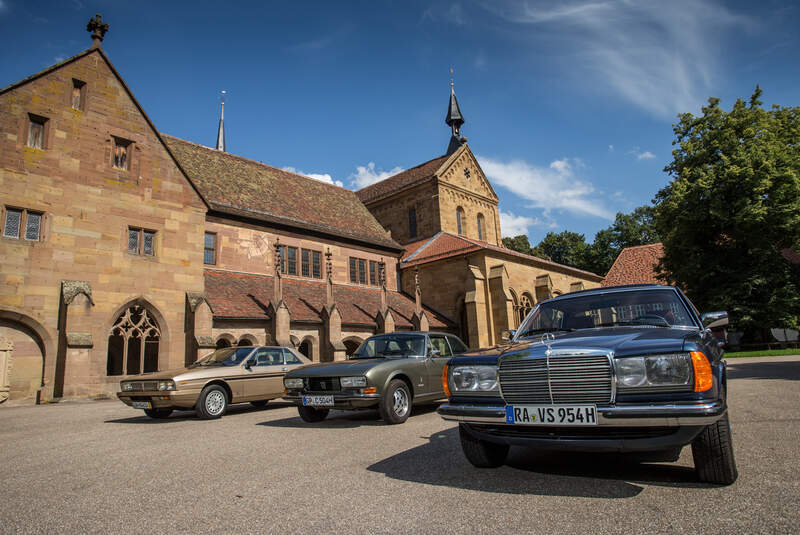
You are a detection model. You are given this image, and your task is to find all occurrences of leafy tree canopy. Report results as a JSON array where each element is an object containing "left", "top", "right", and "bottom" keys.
[
  {"left": 501, "top": 235, "right": 534, "bottom": 256},
  {"left": 654, "top": 86, "right": 800, "bottom": 332}
]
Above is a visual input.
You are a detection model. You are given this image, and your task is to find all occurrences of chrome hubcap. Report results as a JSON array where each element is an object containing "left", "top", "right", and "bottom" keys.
[
  {"left": 392, "top": 388, "right": 409, "bottom": 417},
  {"left": 206, "top": 390, "right": 225, "bottom": 415}
]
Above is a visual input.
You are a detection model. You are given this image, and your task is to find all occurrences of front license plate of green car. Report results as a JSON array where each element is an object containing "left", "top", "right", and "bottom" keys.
[
  {"left": 132, "top": 400, "right": 151, "bottom": 409},
  {"left": 505, "top": 404, "right": 597, "bottom": 425},
  {"left": 302, "top": 395, "right": 334, "bottom": 407}
]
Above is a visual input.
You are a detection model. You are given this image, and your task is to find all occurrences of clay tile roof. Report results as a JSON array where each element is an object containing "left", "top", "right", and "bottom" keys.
[
  {"left": 355, "top": 154, "right": 449, "bottom": 204},
  {"left": 162, "top": 135, "right": 400, "bottom": 251},
  {"left": 204, "top": 270, "right": 451, "bottom": 329},
  {"left": 401, "top": 232, "right": 603, "bottom": 281},
  {"left": 602, "top": 243, "right": 665, "bottom": 287}
]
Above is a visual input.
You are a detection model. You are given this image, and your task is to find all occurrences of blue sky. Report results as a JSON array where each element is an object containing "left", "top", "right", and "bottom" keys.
[{"left": 2, "top": 1, "right": 798, "bottom": 244}]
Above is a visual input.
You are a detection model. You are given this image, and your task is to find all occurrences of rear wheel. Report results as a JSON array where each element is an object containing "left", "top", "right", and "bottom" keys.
[
  {"left": 143, "top": 408, "right": 173, "bottom": 419},
  {"left": 379, "top": 379, "right": 411, "bottom": 425},
  {"left": 297, "top": 405, "right": 329, "bottom": 423},
  {"left": 459, "top": 424, "right": 509, "bottom": 468},
  {"left": 250, "top": 400, "right": 269, "bottom": 409},
  {"left": 196, "top": 385, "right": 228, "bottom": 420},
  {"left": 692, "top": 412, "right": 738, "bottom": 485}
]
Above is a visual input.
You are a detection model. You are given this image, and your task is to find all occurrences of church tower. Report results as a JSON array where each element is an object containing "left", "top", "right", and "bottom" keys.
[{"left": 445, "top": 77, "right": 466, "bottom": 156}]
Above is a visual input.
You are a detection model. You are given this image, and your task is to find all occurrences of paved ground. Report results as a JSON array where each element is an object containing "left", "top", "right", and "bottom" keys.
[{"left": 1, "top": 355, "right": 798, "bottom": 534}]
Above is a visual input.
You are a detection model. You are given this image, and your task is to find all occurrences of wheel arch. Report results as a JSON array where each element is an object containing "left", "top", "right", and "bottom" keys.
[{"left": 203, "top": 379, "right": 233, "bottom": 403}]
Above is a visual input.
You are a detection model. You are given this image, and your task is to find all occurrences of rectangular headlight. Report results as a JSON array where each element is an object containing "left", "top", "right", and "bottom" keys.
[
  {"left": 340, "top": 376, "right": 367, "bottom": 388},
  {"left": 158, "top": 380, "right": 175, "bottom": 391},
  {"left": 449, "top": 365, "right": 498, "bottom": 393},
  {"left": 284, "top": 377, "right": 304, "bottom": 389},
  {"left": 121, "top": 382, "right": 133, "bottom": 392},
  {"left": 616, "top": 353, "right": 692, "bottom": 389}
]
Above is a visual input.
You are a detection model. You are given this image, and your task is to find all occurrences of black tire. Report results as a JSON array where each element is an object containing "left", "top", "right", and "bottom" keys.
[
  {"left": 250, "top": 400, "right": 269, "bottom": 409},
  {"left": 379, "top": 379, "right": 412, "bottom": 425},
  {"left": 692, "top": 412, "right": 738, "bottom": 485},
  {"left": 143, "top": 408, "right": 173, "bottom": 419},
  {"left": 195, "top": 385, "right": 228, "bottom": 420},
  {"left": 297, "top": 405, "right": 329, "bottom": 422},
  {"left": 459, "top": 424, "right": 509, "bottom": 468}
]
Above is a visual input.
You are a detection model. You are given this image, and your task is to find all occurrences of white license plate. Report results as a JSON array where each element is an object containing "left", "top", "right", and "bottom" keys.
[
  {"left": 132, "top": 400, "right": 151, "bottom": 409},
  {"left": 302, "top": 395, "right": 334, "bottom": 407},
  {"left": 506, "top": 404, "right": 598, "bottom": 425}
]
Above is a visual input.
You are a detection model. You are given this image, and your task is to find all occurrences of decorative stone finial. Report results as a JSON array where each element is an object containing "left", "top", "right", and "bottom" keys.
[
  {"left": 87, "top": 14, "right": 109, "bottom": 49},
  {"left": 379, "top": 260, "right": 387, "bottom": 314},
  {"left": 414, "top": 266, "right": 422, "bottom": 315},
  {"left": 273, "top": 239, "right": 283, "bottom": 304},
  {"left": 325, "top": 248, "right": 334, "bottom": 307}
]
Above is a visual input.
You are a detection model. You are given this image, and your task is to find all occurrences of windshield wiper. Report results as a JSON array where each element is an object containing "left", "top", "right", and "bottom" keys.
[
  {"left": 517, "top": 327, "right": 576, "bottom": 338},
  {"left": 595, "top": 319, "right": 669, "bottom": 328}
]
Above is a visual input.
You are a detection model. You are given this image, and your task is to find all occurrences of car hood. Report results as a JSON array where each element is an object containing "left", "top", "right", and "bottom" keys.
[
  {"left": 286, "top": 358, "right": 399, "bottom": 377},
  {"left": 120, "top": 366, "right": 241, "bottom": 382},
  {"left": 460, "top": 327, "right": 699, "bottom": 362}
]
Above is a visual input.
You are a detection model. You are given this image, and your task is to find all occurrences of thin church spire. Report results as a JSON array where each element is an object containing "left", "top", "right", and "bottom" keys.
[
  {"left": 445, "top": 68, "right": 466, "bottom": 155},
  {"left": 216, "top": 90, "right": 226, "bottom": 152}
]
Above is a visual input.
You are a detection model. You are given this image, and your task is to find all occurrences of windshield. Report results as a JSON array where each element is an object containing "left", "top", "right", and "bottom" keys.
[
  {"left": 516, "top": 288, "right": 696, "bottom": 339},
  {"left": 352, "top": 335, "right": 427, "bottom": 359},
  {"left": 193, "top": 347, "right": 254, "bottom": 367}
]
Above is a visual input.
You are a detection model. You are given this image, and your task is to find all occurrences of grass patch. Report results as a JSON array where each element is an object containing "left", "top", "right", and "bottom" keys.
[{"left": 725, "top": 348, "right": 800, "bottom": 358}]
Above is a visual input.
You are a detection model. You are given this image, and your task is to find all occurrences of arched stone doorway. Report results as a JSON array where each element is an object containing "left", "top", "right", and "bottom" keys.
[
  {"left": 106, "top": 305, "right": 161, "bottom": 376},
  {"left": 237, "top": 336, "right": 254, "bottom": 347},
  {"left": 0, "top": 315, "right": 47, "bottom": 402}
]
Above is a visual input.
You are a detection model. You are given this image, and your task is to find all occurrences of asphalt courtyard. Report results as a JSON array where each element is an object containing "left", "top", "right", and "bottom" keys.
[{"left": 1, "top": 356, "right": 798, "bottom": 534}]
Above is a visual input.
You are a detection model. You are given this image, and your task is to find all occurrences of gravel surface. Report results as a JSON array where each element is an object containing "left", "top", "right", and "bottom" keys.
[{"left": 1, "top": 355, "right": 798, "bottom": 534}]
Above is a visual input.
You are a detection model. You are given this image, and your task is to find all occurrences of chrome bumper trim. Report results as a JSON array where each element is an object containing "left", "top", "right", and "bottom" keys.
[
  {"left": 438, "top": 400, "right": 726, "bottom": 427},
  {"left": 283, "top": 393, "right": 381, "bottom": 402}
]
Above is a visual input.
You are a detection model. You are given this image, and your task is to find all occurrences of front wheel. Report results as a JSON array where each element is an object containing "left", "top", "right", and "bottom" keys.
[
  {"left": 459, "top": 424, "right": 509, "bottom": 468},
  {"left": 379, "top": 379, "right": 411, "bottom": 424},
  {"left": 143, "top": 408, "right": 173, "bottom": 419},
  {"left": 297, "top": 405, "right": 329, "bottom": 422},
  {"left": 196, "top": 385, "right": 228, "bottom": 420},
  {"left": 691, "top": 412, "right": 738, "bottom": 485}
]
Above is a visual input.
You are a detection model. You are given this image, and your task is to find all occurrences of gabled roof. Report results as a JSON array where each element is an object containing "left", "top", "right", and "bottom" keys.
[
  {"left": 1, "top": 47, "right": 211, "bottom": 210},
  {"left": 355, "top": 154, "right": 449, "bottom": 204},
  {"left": 401, "top": 231, "right": 603, "bottom": 280},
  {"left": 602, "top": 243, "right": 665, "bottom": 287},
  {"left": 163, "top": 135, "right": 402, "bottom": 252},
  {"left": 204, "top": 269, "right": 451, "bottom": 328}
]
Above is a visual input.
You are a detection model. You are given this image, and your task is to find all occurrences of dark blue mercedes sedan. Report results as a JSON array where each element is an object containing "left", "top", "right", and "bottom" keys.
[{"left": 438, "top": 284, "right": 737, "bottom": 485}]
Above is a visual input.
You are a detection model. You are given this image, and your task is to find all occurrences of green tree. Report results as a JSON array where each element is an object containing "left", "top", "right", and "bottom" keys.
[
  {"left": 654, "top": 86, "right": 800, "bottom": 333},
  {"left": 501, "top": 235, "right": 534, "bottom": 256},
  {"left": 532, "top": 231, "right": 589, "bottom": 269},
  {"left": 584, "top": 205, "right": 661, "bottom": 275}
]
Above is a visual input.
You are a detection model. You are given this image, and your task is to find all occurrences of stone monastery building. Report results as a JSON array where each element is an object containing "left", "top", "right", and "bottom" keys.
[{"left": 0, "top": 17, "right": 601, "bottom": 404}]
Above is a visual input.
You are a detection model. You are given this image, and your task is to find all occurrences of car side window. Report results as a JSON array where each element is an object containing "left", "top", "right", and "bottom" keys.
[
  {"left": 429, "top": 335, "right": 452, "bottom": 357},
  {"left": 253, "top": 348, "right": 283, "bottom": 366},
  {"left": 284, "top": 349, "right": 302, "bottom": 365},
  {"left": 446, "top": 336, "right": 468, "bottom": 354}
]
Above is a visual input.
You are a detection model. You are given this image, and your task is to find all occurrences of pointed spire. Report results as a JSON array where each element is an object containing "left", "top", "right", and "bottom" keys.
[
  {"left": 216, "top": 90, "right": 226, "bottom": 152},
  {"left": 86, "top": 14, "right": 109, "bottom": 50},
  {"left": 445, "top": 69, "right": 466, "bottom": 155},
  {"left": 273, "top": 239, "right": 283, "bottom": 304},
  {"left": 325, "top": 248, "right": 334, "bottom": 308}
]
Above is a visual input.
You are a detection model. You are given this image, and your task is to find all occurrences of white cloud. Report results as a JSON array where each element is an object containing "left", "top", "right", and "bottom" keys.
[
  {"left": 608, "top": 145, "right": 614, "bottom": 152},
  {"left": 348, "top": 162, "right": 404, "bottom": 189},
  {"left": 283, "top": 166, "right": 343, "bottom": 188},
  {"left": 637, "top": 151, "right": 656, "bottom": 160},
  {"left": 478, "top": 155, "right": 614, "bottom": 221},
  {"left": 484, "top": 1, "right": 751, "bottom": 118},
  {"left": 500, "top": 211, "right": 541, "bottom": 238}
]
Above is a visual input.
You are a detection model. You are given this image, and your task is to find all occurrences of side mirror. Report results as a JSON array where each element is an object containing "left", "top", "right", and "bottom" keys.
[
  {"left": 701, "top": 311, "right": 729, "bottom": 329},
  {"left": 501, "top": 330, "right": 516, "bottom": 343},
  {"left": 244, "top": 360, "right": 253, "bottom": 370}
]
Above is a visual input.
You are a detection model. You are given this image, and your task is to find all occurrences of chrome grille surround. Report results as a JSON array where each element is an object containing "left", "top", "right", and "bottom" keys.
[
  {"left": 498, "top": 348, "right": 615, "bottom": 404},
  {"left": 129, "top": 381, "right": 159, "bottom": 392}
]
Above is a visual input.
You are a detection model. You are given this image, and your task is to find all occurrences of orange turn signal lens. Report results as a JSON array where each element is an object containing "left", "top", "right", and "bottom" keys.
[
  {"left": 442, "top": 364, "right": 451, "bottom": 397},
  {"left": 691, "top": 351, "right": 713, "bottom": 392},
  {"left": 362, "top": 387, "right": 377, "bottom": 394}
]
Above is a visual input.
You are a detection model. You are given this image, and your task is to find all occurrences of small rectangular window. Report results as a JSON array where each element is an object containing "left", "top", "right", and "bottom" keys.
[
  {"left": 3, "top": 208, "right": 22, "bottom": 239},
  {"left": 408, "top": 208, "right": 417, "bottom": 239},
  {"left": 128, "top": 228, "right": 139, "bottom": 254},
  {"left": 369, "top": 261, "right": 378, "bottom": 286},
  {"left": 25, "top": 212, "right": 42, "bottom": 241},
  {"left": 71, "top": 79, "right": 86, "bottom": 110},
  {"left": 286, "top": 246, "right": 297, "bottom": 275},
  {"left": 128, "top": 227, "right": 155, "bottom": 256},
  {"left": 204, "top": 232, "right": 216, "bottom": 265},
  {"left": 301, "top": 249, "right": 310, "bottom": 277},
  {"left": 27, "top": 115, "right": 47, "bottom": 149},
  {"left": 113, "top": 136, "right": 131, "bottom": 170},
  {"left": 278, "top": 245, "right": 285, "bottom": 273},
  {"left": 358, "top": 259, "right": 366, "bottom": 285},
  {"left": 143, "top": 230, "right": 155, "bottom": 256},
  {"left": 312, "top": 251, "right": 321, "bottom": 279},
  {"left": 349, "top": 258, "right": 357, "bottom": 283}
]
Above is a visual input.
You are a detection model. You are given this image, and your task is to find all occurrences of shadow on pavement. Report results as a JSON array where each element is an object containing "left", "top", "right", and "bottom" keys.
[
  {"left": 105, "top": 400, "right": 293, "bottom": 424},
  {"left": 258, "top": 403, "right": 441, "bottom": 429},
  {"left": 368, "top": 427, "right": 710, "bottom": 498},
  {"left": 727, "top": 360, "right": 800, "bottom": 381}
]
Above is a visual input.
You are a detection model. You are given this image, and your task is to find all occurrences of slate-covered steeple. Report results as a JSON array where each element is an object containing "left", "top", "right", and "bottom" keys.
[
  {"left": 445, "top": 76, "right": 466, "bottom": 155},
  {"left": 216, "top": 90, "right": 226, "bottom": 152}
]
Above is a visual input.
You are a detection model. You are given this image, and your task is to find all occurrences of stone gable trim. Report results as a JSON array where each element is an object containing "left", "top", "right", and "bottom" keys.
[{"left": 437, "top": 145, "right": 499, "bottom": 202}]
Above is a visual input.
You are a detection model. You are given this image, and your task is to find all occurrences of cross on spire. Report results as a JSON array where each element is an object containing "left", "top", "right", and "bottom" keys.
[{"left": 86, "top": 14, "right": 109, "bottom": 49}]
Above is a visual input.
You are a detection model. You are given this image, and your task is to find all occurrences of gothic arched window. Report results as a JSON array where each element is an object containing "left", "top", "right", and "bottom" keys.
[
  {"left": 477, "top": 213, "right": 485, "bottom": 241},
  {"left": 519, "top": 293, "right": 534, "bottom": 324},
  {"left": 456, "top": 207, "right": 465, "bottom": 235},
  {"left": 106, "top": 305, "right": 161, "bottom": 376}
]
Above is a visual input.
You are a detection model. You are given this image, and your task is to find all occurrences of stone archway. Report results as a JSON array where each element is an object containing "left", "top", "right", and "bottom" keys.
[
  {"left": 215, "top": 336, "right": 232, "bottom": 349},
  {"left": 0, "top": 336, "right": 12, "bottom": 404},
  {"left": 0, "top": 312, "right": 49, "bottom": 403},
  {"left": 237, "top": 334, "right": 256, "bottom": 347},
  {"left": 342, "top": 337, "right": 363, "bottom": 357}
]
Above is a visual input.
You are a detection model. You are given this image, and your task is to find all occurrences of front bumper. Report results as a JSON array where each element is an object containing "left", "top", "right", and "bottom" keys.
[
  {"left": 283, "top": 391, "right": 381, "bottom": 409},
  {"left": 117, "top": 391, "right": 198, "bottom": 409}
]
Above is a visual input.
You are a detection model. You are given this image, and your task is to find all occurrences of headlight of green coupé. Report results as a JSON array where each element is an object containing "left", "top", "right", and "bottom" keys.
[
  {"left": 448, "top": 365, "right": 498, "bottom": 394},
  {"left": 340, "top": 376, "right": 367, "bottom": 388},
  {"left": 615, "top": 353, "right": 692, "bottom": 389}
]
